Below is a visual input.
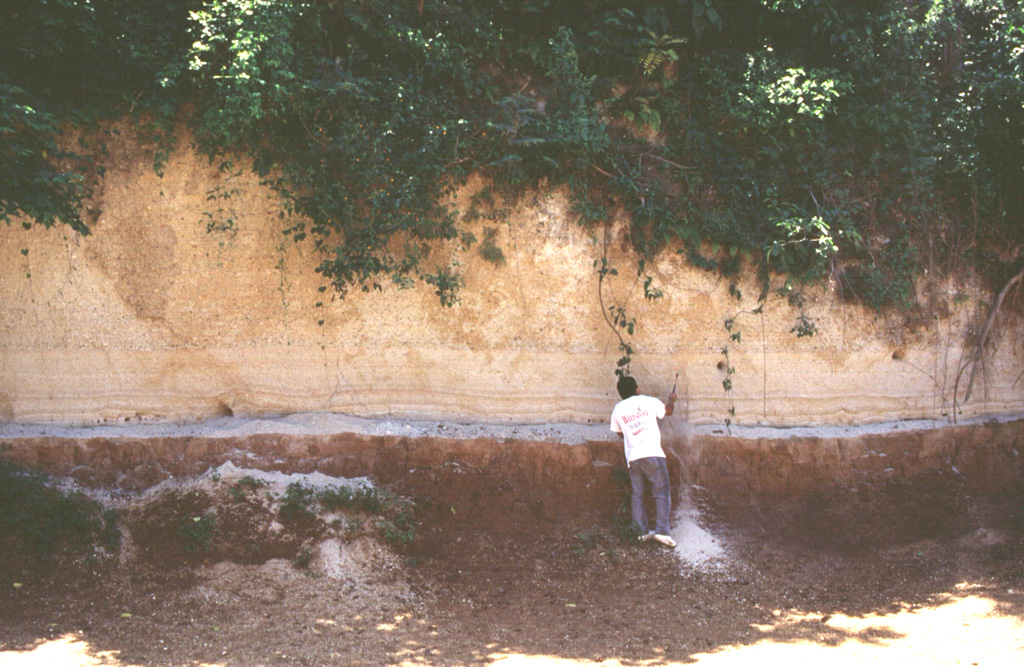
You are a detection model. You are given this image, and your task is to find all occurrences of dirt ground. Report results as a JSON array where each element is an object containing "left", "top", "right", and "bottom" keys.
[{"left": 1, "top": 463, "right": 1023, "bottom": 667}]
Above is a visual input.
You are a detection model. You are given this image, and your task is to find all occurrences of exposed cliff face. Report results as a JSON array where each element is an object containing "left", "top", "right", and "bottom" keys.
[{"left": 1, "top": 124, "right": 1022, "bottom": 427}]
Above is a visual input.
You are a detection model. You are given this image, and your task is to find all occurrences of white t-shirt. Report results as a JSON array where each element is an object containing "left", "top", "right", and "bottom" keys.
[{"left": 610, "top": 394, "right": 667, "bottom": 463}]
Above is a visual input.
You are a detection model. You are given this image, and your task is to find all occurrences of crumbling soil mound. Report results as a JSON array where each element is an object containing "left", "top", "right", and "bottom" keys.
[{"left": 114, "top": 463, "right": 417, "bottom": 570}]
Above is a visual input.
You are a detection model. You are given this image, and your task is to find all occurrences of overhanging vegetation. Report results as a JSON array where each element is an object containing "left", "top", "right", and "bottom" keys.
[{"left": 1, "top": 0, "right": 1022, "bottom": 311}]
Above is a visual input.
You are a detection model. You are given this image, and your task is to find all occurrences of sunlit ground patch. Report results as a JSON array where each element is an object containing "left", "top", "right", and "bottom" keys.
[
  {"left": 0, "top": 634, "right": 137, "bottom": 667},
  {"left": 481, "top": 589, "right": 1023, "bottom": 667},
  {"left": 0, "top": 635, "right": 228, "bottom": 667},
  {"left": 688, "top": 591, "right": 1023, "bottom": 665}
]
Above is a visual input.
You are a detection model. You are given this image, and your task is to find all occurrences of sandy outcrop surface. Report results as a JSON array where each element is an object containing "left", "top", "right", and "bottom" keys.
[{"left": 1, "top": 124, "right": 1023, "bottom": 428}]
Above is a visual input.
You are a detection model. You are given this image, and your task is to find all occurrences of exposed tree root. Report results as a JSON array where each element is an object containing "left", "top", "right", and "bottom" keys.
[{"left": 953, "top": 256, "right": 1024, "bottom": 421}]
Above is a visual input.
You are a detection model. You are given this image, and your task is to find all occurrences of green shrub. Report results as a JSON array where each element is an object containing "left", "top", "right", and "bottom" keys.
[
  {"left": 317, "top": 483, "right": 384, "bottom": 513},
  {"left": 377, "top": 497, "right": 419, "bottom": 550},
  {"left": 228, "top": 475, "right": 267, "bottom": 502},
  {"left": 279, "top": 482, "right": 316, "bottom": 521},
  {"left": 0, "top": 448, "right": 119, "bottom": 558},
  {"left": 316, "top": 483, "right": 419, "bottom": 548},
  {"left": 177, "top": 512, "right": 219, "bottom": 554}
]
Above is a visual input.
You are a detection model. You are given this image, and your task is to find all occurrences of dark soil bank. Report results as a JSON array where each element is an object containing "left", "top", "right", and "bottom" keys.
[{"left": 1, "top": 419, "right": 1022, "bottom": 665}]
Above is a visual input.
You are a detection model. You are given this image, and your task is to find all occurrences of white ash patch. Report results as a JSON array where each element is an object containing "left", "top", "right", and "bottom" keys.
[
  {"left": 202, "top": 461, "right": 373, "bottom": 494},
  {"left": 132, "top": 460, "right": 373, "bottom": 503},
  {"left": 670, "top": 502, "right": 729, "bottom": 572}
]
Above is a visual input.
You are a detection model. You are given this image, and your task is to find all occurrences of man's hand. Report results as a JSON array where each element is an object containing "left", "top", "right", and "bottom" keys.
[{"left": 665, "top": 391, "right": 677, "bottom": 417}]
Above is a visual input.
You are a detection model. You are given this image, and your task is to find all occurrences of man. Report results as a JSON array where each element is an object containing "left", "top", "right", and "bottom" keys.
[{"left": 610, "top": 375, "right": 676, "bottom": 548}]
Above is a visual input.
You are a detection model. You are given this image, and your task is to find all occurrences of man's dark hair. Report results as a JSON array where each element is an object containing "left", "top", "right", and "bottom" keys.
[{"left": 616, "top": 375, "right": 638, "bottom": 399}]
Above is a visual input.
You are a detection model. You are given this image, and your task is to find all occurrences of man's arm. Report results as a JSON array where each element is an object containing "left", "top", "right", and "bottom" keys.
[{"left": 663, "top": 392, "right": 677, "bottom": 418}]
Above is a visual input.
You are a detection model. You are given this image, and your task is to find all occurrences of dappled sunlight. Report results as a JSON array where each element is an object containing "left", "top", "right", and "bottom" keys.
[
  {"left": 485, "top": 656, "right": 635, "bottom": 666},
  {"left": 0, "top": 634, "right": 229, "bottom": 667},
  {"left": 689, "top": 591, "right": 1023, "bottom": 665},
  {"left": 0, "top": 634, "right": 140, "bottom": 667},
  {"left": 471, "top": 590, "right": 1023, "bottom": 667},
  {"left": 377, "top": 612, "right": 416, "bottom": 632}
]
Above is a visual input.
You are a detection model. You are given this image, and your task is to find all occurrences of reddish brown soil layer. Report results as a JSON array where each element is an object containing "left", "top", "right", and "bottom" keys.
[{"left": 1, "top": 457, "right": 1022, "bottom": 666}]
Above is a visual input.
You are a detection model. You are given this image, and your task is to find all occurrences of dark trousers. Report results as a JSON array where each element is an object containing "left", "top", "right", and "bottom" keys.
[{"left": 628, "top": 456, "right": 671, "bottom": 535}]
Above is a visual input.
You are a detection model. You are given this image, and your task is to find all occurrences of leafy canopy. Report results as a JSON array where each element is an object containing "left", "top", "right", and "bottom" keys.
[{"left": 2, "top": 0, "right": 1022, "bottom": 308}]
